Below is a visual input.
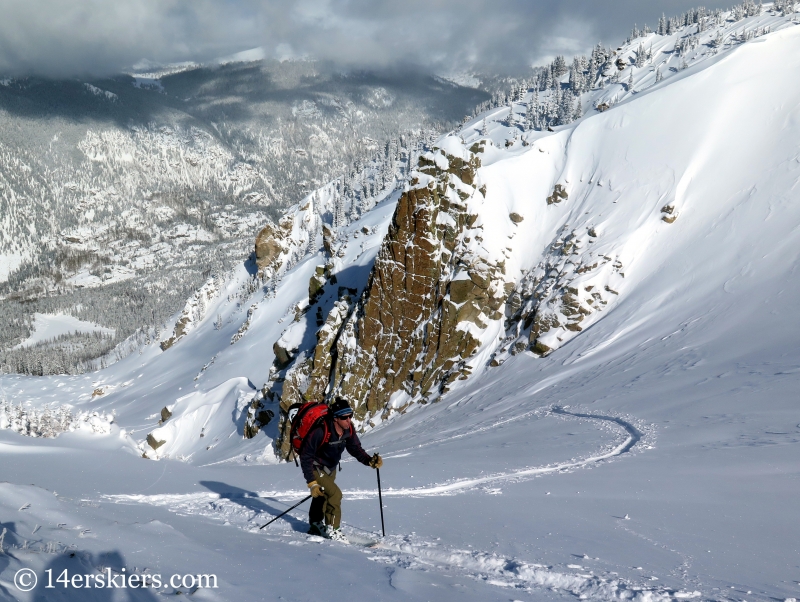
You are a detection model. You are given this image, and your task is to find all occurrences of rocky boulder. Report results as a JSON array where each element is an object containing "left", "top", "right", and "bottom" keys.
[{"left": 255, "top": 216, "right": 293, "bottom": 269}]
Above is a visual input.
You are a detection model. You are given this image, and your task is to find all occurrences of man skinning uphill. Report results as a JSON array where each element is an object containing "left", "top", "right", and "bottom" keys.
[{"left": 299, "top": 397, "right": 382, "bottom": 542}]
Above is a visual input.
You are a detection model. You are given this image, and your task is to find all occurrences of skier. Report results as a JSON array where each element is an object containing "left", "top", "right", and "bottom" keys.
[{"left": 300, "top": 397, "right": 382, "bottom": 542}]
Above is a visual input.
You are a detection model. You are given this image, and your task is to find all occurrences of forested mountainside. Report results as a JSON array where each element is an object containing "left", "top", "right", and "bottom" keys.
[
  {"left": 0, "top": 60, "right": 491, "bottom": 374},
  {"left": 3, "top": 0, "right": 794, "bottom": 377},
  {"left": 238, "top": 0, "right": 800, "bottom": 443}
]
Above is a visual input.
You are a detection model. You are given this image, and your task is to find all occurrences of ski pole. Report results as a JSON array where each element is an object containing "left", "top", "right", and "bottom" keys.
[
  {"left": 377, "top": 468, "right": 386, "bottom": 537},
  {"left": 259, "top": 495, "right": 312, "bottom": 530}
]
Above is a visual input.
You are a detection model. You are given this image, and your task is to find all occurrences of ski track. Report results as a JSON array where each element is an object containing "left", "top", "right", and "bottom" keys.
[
  {"left": 366, "top": 535, "right": 702, "bottom": 602},
  {"left": 100, "top": 409, "right": 685, "bottom": 602}
]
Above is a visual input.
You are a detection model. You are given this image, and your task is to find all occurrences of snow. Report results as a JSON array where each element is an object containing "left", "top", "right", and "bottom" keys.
[
  {"left": 1, "top": 8, "right": 800, "bottom": 602},
  {"left": 82, "top": 83, "right": 117, "bottom": 101},
  {"left": 13, "top": 313, "right": 115, "bottom": 349},
  {"left": 0, "top": 251, "right": 25, "bottom": 283},
  {"left": 65, "top": 266, "right": 136, "bottom": 287},
  {"left": 130, "top": 76, "right": 165, "bottom": 92}
]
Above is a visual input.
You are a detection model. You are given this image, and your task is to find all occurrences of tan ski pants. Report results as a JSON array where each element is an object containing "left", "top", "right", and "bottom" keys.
[{"left": 309, "top": 468, "right": 343, "bottom": 529}]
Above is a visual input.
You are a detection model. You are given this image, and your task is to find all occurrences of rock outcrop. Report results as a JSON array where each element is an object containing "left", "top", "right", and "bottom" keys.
[
  {"left": 495, "top": 225, "right": 624, "bottom": 361},
  {"left": 255, "top": 216, "right": 293, "bottom": 269},
  {"left": 660, "top": 204, "right": 678, "bottom": 223},
  {"left": 267, "top": 142, "right": 513, "bottom": 456},
  {"left": 160, "top": 276, "right": 221, "bottom": 351},
  {"left": 546, "top": 184, "right": 569, "bottom": 205}
]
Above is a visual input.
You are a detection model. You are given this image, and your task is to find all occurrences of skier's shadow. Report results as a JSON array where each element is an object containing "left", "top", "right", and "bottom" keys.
[{"left": 199, "top": 481, "right": 307, "bottom": 532}]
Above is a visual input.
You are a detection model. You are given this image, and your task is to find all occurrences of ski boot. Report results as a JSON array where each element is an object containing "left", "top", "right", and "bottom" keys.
[
  {"left": 328, "top": 527, "right": 349, "bottom": 544},
  {"left": 307, "top": 521, "right": 328, "bottom": 537}
]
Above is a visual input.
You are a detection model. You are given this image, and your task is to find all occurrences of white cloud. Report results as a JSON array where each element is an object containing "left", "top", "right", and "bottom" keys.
[{"left": 0, "top": 0, "right": 736, "bottom": 77}]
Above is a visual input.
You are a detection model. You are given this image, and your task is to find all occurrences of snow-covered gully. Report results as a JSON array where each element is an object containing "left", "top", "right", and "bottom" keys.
[
  {"left": 105, "top": 407, "right": 644, "bottom": 508},
  {"left": 102, "top": 410, "right": 665, "bottom": 600},
  {"left": 338, "top": 408, "right": 644, "bottom": 499}
]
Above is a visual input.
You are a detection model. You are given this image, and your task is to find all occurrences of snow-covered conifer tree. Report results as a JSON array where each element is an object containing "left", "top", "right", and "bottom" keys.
[
  {"left": 635, "top": 43, "right": 646, "bottom": 68},
  {"left": 569, "top": 57, "right": 583, "bottom": 94},
  {"left": 557, "top": 88, "right": 574, "bottom": 125},
  {"left": 528, "top": 90, "right": 539, "bottom": 130},
  {"left": 552, "top": 56, "right": 568, "bottom": 79},
  {"left": 572, "top": 98, "right": 582, "bottom": 121}
]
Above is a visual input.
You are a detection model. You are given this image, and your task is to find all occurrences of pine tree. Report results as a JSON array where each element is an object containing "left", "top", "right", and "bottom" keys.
[
  {"left": 528, "top": 90, "right": 539, "bottom": 130},
  {"left": 572, "top": 98, "right": 582, "bottom": 121},
  {"left": 635, "top": 43, "right": 646, "bottom": 68},
  {"left": 552, "top": 56, "right": 568, "bottom": 79},
  {"left": 569, "top": 57, "right": 584, "bottom": 94},
  {"left": 587, "top": 55, "right": 597, "bottom": 89},
  {"left": 557, "top": 88, "right": 574, "bottom": 125}
]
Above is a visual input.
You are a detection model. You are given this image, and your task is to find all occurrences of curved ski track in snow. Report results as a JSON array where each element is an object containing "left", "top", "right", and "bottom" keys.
[
  {"left": 100, "top": 410, "right": 678, "bottom": 600},
  {"left": 106, "top": 407, "right": 645, "bottom": 504},
  {"left": 338, "top": 407, "right": 644, "bottom": 499}
]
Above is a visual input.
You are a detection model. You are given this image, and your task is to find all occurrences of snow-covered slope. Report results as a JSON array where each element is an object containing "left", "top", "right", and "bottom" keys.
[{"left": 1, "top": 6, "right": 799, "bottom": 601}]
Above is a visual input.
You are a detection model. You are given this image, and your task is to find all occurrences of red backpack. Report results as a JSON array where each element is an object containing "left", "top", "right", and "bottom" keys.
[{"left": 288, "top": 401, "right": 330, "bottom": 457}]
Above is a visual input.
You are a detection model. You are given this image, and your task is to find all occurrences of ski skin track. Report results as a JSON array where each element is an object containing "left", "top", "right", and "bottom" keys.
[
  {"left": 103, "top": 409, "right": 669, "bottom": 600},
  {"left": 268, "top": 409, "right": 664, "bottom": 600},
  {"left": 300, "top": 407, "right": 644, "bottom": 500},
  {"left": 105, "top": 407, "right": 644, "bottom": 506}
]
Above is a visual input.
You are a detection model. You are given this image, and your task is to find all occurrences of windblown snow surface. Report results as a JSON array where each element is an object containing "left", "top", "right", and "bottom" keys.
[{"left": 1, "top": 10, "right": 800, "bottom": 602}]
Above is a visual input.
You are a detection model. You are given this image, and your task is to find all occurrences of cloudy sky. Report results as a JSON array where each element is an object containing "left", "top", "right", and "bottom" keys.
[{"left": 0, "top": 0, "right": 735, "bottom": 78}]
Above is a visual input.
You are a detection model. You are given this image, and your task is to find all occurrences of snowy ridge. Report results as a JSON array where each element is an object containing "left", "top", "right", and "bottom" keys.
[
  {"left": 1, "top": 4, "right": 799, "bottom": 601},
  {"left": 236, "top": 3, "right": 800, "bottom": 435}
]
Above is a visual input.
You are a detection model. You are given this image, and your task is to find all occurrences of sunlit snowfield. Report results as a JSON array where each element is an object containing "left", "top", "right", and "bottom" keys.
[{"left": 2, "top": 9, "right": 800, "bottom": 602}]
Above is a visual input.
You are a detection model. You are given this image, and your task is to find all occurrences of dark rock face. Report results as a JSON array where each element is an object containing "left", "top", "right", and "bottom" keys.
[
  {"left": 270, "top": 144, "right": 511, "bottom": 456},
  {"left": 272, "top": 340, "right": 297, "bottom": 370},
  {"left": 308, "top": 266, "right": 326, "bottom": 305}
]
